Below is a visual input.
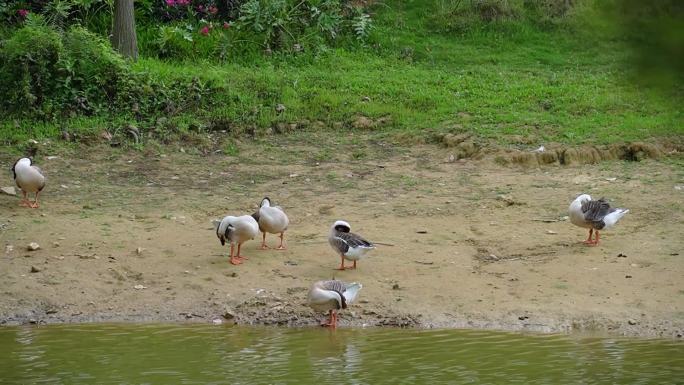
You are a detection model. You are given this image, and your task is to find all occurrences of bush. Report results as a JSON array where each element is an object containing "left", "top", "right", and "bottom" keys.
[
  {"left": 61, "top": 26, "right": 130, "bottom": 114},
  {"left": 0, "top": 24, "right": 64, "bottom": 117},
  {"left": 0, "top": 24, "right": 131, "bottom": 117},
  {"left": 0, "top": 23, "right": 214, "bottom": 119}
]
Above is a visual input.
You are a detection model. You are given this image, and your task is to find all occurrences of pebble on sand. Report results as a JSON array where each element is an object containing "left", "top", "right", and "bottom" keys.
[
  {"left": 1, "top": 187, "right": 16, "bottom": 196},
  {"left": 27, "top": 242, "right": 40, "bottom": 251}
]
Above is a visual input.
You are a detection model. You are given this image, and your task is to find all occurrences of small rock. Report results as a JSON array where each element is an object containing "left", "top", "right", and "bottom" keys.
[
  {"left": 275, "top": 104, "right": 286, "bottom": 114},
  {"left": 416, "top": 230, "right": 428, "bottom": 234},
  {"left": 625, "top": 275, "right": 632, "bottom": 279},
  {"left": 134, "top": 284, "right": 147, "bottom": 290},
  {"left": 1, "top": 186, "right": 16, "bottom": 196},
  {"left": 27, "top": 242, "right": 40, "bottom": 251},
  {"left": 361, "top": 96, "right": 371, "bottom": 102},
  {"left": 100, "top": 131, "right": 113, "bottom": 141},
  {"left": 289, "top": 173, "right": 299, "bottom": 178},
  {"left": 617, "top": 253, "right": 627, "bottom": 258},
  {"left": 5, "top": 245, "right": 14, "bottom": 254},
  {"left": 392, "top": 284, "right": 400, "bottom": 290},
  {"left": 518, "top": 315, "right": 529, "bottom": 320},
  {"left": 628, "top": 319, "right": 637, "bottom": 325},
  {"left": 447, "top": 154, "right": 455, "bottom": 163},
  {"left": 674, "top": 185, "right": 684, "bottom": 191},
  {"left": 223, "top": 309, "right": 235, "bottom": 320},
  {"left": 30, "top": 266, "right": 41, "bottom": 273},
  {"left": 136, "top": 247, "right": 144, "bottom": 255},
  {"left": 60, "top": 184, "right": 69, "bottom": 189},
  {"left": 53, "top": 241, "right": 60, "bottom": 247},
  {"left": 352, "top": 116, "right": 374, "bottom": 130},
  {"left": 546, "top": 230, "right": 557, "bottom": 235},
  {"left": 496, "top": 194, "right": 517, "bottom": 206},
  {"left": 605, "top": 177, "right": 617, "bottom": 181}
]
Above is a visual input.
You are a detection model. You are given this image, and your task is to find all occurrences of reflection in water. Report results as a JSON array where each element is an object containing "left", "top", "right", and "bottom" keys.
[{"left": 0, "top": 324, "right": 682, "bottom": 385}]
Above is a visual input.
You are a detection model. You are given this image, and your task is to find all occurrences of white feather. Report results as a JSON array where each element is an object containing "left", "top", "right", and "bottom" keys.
[
  {"left": 603, "top": 209, "right": 629, "bottom": 229},
  {"left": 14, "top": 158, "right": 45, "bottom": 193},
  {"left": 217, "top": 215, "right": 258, "bottom": 244},
  {"left": 342, "top": 282, "right": 362, "bottom": 304}
]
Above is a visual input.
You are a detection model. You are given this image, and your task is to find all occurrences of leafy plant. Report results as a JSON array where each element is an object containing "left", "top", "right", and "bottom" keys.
[{"left": 350, "top": 10, "right": 372, "bottom": 41}]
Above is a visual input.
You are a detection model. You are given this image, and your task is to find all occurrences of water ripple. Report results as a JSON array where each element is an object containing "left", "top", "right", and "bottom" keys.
[{"left": 0, "top": 325, "right": 682, "bottom": 384}]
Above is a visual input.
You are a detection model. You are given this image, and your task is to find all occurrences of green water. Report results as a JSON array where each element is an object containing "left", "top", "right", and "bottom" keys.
[{"left": 0, "top": 325, "right": 682, "bottom": 385}]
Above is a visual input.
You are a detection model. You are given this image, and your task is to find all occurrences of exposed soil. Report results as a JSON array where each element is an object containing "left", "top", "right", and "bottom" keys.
[{"left": 1, "top": 132, "right": 683, "bottom": 338}]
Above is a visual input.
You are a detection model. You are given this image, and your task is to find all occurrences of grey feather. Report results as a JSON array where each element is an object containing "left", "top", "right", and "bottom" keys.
[
  {"left": 336, "top": 232, "right": 373, "bottom": 250},
  {"left": 321, "top": 280, "right": 347, "bottom": 309},
  {"left": 581, "top": 198, "right": 616, "bottom": 229}
]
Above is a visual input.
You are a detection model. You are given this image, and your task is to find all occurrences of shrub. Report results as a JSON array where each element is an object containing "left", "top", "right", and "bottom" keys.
[
  {"left": 0, "top": 24, "right": 132, "bottom": 117},
  {"left": 0, "top": 24, "right": 64, "bottom": 117},
  {"left": 61, "top": 26, "right": 130, "bottom": 114},
  {"left": 0, "top": 23, "right": 214, "bottom": 119}
]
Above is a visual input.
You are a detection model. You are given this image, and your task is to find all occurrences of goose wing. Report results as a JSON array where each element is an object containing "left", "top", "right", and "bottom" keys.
[
  {"left": 581, "top": 198, "right": 614, "bottom": 229},
  {"left": 333, "top": 233, "right": 373, "bottom": 253},
  {"left": 320, "top": 280, "right": 348, "bottom": 309}
]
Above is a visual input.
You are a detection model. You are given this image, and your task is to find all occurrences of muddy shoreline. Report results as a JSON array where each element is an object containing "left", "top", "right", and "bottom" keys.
[
  {"left": 2, "top": 302, "right": 682, "bottom": 340},
  {"left": 1, "top": 137, "right": 683, "bottom": 339}
]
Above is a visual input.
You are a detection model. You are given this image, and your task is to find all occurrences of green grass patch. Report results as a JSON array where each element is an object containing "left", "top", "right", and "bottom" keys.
[{"left": 1, "top": 0, "right": 681, "bottom": 149}]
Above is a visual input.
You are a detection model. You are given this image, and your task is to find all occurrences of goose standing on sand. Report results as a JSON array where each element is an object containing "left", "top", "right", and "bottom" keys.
[
  {"left": 216, "top": 215, "right": 259, "bottom": 265},
  {"left": 12, "top": 157, "right": 45, "bottom": 208},
  {"left": 307, "top": 279, "right": 362, "bottom": 328},
  {"left": 569, "top": 194, "right": 629, "bottom": 246},
  {"left": 329, "top": 220, "right": 375, "bottom": 270},
  {"left": 252, "top": 197, "right": 289, "bottom": 250}
]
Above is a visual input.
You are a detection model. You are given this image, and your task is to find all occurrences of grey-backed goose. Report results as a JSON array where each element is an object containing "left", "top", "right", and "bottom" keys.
[
  {"left": 216, "top": 215, "right": 259, "bottom": 265},
  {"left": 12, "top": 157, "right": 45, "bottom": 208},
  {"left": 307, "top": 279, "right": 362, "bottom": 328},
  {"left": 252, "top": 197, "right": 289, "bottom": 250},
  {"left": 569, "top": 194, "right": 629, "bottom": 246},
  {"left": 328, "top": 220, "right": 375, "bottom": 270}
]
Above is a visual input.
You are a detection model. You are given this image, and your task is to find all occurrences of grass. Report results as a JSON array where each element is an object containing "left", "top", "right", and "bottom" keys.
[{"left": 0, "top": 0, "right": 681, "bottom": 149}]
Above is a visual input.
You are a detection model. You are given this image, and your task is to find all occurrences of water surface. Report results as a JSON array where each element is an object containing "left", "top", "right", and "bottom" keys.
[{"left": 0, "top": 324, "right": 682, "bottom": 384}]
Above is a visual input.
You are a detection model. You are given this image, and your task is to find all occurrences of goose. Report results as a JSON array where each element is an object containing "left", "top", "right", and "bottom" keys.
[
  {"left": 252, "top": 197, "right": 289, "bottom": 250},
  {"left": 12, "top": 157, "right": 45, "bottom": 208},
  {"left": 328, "top": 220, "right": 375, "bottom": 270},
  {"left": 569, "top": 194, "right": 629, "bottom": 246},
  {"left": 307, "top": 279, "right": 362, "bottom": 328},
  {"left": 216, "top": 215, "right": 259, "bottom": 265}
]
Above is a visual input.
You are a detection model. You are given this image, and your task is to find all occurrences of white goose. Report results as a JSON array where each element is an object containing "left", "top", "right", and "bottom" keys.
[
  {"left": 12, "top": 157, "right": 45, "bottom": 208},
  {"left": 252, "top": 197, "right": 289, "bottom": 250},
  {"left": 329, "top": 220, "right": 375, "bottom": 270},
  {"left": 307, "top": 279, "right": 362, "bottom": 328},
  {"left": 216, "top": 215, "right": 259, "bottom": 265},
  {"left": 569, "top": 194, "right": 629, "bottom": 246}
]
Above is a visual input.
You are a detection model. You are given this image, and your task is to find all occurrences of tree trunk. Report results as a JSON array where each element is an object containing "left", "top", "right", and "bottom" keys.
[{"left": 111, "top": 0, "right": 138, "bottom": 61}]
